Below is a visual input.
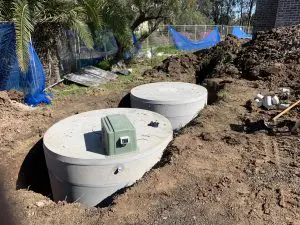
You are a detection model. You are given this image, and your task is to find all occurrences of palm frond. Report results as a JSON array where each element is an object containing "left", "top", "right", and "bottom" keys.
[
  {"left": 70, "top": 18, "right": 94, "bottom": 49},
  {"left": 77, "top": 0, "right": 104, "bottom": 30},
  {"left": 39, "top": 0, "right": 94, "bottom": 49},
  {"left": 101, "top": 0, "right": 131, "bottom": 48},
  {"left": 12, "top": 0, "right": 33, "bottom": 72},
  {"left": 0, "top": 0, "right": 14, "bottom": 21}
]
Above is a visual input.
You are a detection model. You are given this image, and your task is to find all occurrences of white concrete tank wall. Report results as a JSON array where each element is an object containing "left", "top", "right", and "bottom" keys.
[
  {"left": 43, "top": 108, "right": 173, "bottom": 207},
  {"left": 130, "top": 82, "right": 208, "bottom": 130}
]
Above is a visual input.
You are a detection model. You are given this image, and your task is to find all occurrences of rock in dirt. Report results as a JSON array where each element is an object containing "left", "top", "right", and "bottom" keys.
[{"left": 199, "top": 132, "right": 215, "bottom": 141}]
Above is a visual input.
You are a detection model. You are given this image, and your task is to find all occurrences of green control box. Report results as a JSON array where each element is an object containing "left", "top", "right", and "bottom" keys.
[{"left": 101, "top": 114, "right": 137, "bottom": 156}]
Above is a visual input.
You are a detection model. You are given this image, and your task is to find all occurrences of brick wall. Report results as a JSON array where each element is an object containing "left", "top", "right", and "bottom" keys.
[
  {"left": 275, "top": 0, "right": 300, "bottom": 27},
  {"left": 254, "top": 0, "right": 300, "bottom": 32},
  {"left": 253, "top": 0, "right": 279, "bottom": 32}
]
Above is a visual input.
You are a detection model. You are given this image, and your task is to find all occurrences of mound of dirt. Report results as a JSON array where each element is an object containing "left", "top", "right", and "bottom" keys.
[
  {"left": 145, "top": 25, "right": 300, "bottom": 91},
  {"left": 7, "top": 90, "right": 24, "bottom": 102},
  {"left": 193, "top": 35, "right": 242, "bottom": 83},
  {"left": 143, "top": 52, "right": 198, "bottom": 83},
  {"left": 0, "top": 91, "right": 12, "bottom": 108},
  {"left": 143, "top": 35, "right": 242, "bottom": 83},
  {"left": 237, "top": 25, "right": 300, "bottom": 89}
]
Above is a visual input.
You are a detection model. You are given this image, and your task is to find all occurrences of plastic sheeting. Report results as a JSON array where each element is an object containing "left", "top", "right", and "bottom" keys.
[
  {"left": 168, "top": 26, "right": 221, "bottom": 51},
  {"left": 0, "top": 23, "right": 51, "bottom": 106},
  {"left": 124, "top": 32, "right": 142, "bottom": 59},
  {"left": 232, "top": 26, "right": 252, "bottom": 39}
]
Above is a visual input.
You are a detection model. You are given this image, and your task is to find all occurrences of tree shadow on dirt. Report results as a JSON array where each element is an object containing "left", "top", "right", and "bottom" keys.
[{"left": 16, "top": 139, "right": 53, "bottom": 199}]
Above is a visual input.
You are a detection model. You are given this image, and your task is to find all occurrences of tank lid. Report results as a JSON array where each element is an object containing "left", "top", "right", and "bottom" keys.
[
  {"left": 43, "top": 108, "right": 173, "bottom": 161},
  {"left": 130, "top": 82, "right": 207, "bottom": 104}
]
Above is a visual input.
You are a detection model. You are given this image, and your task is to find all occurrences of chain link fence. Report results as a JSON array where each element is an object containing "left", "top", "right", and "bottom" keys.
[
  {"left": 59, "top": 30, "right": 118, "bottom": 74},
  {"left": 59, "top": 25, "right": 253, "bottom": 73},
  {"left": 140, "top": 25, "right": 253, "bottom": 50}
]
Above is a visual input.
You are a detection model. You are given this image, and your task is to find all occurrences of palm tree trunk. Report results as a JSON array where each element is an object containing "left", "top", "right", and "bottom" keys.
[{"left": 32, "top": 23, "right": 63, "bottom": 85}]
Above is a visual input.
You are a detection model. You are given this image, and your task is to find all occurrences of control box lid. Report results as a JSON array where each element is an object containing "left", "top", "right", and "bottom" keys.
[{"left": 105, "top": 114, "right": 135, "bottom": 132}]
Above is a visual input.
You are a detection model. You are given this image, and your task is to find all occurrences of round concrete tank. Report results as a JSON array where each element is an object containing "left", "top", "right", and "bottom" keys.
[
  {"left": 43, "top": 108, "right": 173, "bottom": 207},
  {"left": 130, "top": 82, "right": 208, "bottom": 130}
]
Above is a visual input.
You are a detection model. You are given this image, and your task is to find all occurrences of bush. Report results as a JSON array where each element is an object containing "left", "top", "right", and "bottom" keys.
[{"left": 97, "top": 59, "right": 112, "bottom": 70}]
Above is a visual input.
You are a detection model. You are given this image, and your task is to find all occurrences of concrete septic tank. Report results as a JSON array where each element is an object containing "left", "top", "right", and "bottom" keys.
[
  {"left": 43, "top": 108, "right": 173, "bottom": 207},
  {"left": 130, "top": 82, "right": 208, "bottom": 130}
]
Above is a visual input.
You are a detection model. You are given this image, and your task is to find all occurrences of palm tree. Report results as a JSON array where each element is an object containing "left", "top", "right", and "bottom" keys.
[
  {"left": 0, "top": 0, "right": 132, "bottom": 84},
  {"left": 0, "top": 0, "right": 95, "bottom": 72}
]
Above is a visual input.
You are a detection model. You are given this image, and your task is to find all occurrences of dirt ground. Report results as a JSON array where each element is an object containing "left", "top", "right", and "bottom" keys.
[
  {"left": 0, "top": 27, "right": 300, "bottom": 224},
  {"left": 0, "top": 72, "right": 299, "bottom": 225}
]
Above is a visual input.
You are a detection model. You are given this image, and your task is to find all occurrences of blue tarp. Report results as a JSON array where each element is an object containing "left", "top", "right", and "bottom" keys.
[
  {"left": 232, "top": 26, "right": 252, "bottom": 39},
  {"left": 0, "top": 23, "right": 51, "bottom": 106},
  {"left": 168, "top": 26, "right": 221, "bottom": 51},
  {"left": 124, "top": 32, "right": 142, "bottom": 59}
]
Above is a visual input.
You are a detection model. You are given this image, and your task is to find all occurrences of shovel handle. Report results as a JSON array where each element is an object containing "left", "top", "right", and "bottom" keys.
[{"left": 273, "top": 99, "right": 300, "bottom": 121}]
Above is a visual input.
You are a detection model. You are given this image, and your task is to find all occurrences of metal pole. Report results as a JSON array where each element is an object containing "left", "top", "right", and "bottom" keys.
[
  {"left": 194, "top": 25, "right": 197, "bottom": 40},
  {"left": 167, "top": 26, "right": 170, "bottom": 46},
  {"left": 78, "top": 35, "right": 81, "bottom": 70}
]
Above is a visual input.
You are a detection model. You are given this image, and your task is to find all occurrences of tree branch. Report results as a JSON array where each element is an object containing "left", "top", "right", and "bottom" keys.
[{"left": 135, "top": 18, "right": 164, "bottom": 44}]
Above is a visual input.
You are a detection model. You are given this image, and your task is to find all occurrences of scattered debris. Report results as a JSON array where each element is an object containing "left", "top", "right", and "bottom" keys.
[
  {"left": 279, "top": 103, "right": 290, "bottom": 109},
  {"left": 291, "top": 120, "right": 300, "bottom": 134},
  {"left": 111, "top": 61, "right": 132, "bottom": 76},
  {"left": 148, "top": 121, "right": 159, "bottom": 127},
  {"left": 64, "top": 66, "right": 117, "bottom": 87},
  {"left": 252, "top": 87, "right": 294, "bottom": 110}
]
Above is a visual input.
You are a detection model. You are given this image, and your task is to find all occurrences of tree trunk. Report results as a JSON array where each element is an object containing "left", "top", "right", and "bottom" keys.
[
  {"left": 116, "top": 38, "right": 125, "bottom": 60},
  {"left": 240, "top": 0, "right": 244, "bottom": 25},
  {"left": 247, "top": 0, "right": 255, "bottom": 26},
  {"left": 32, "top": 23, "right": 64, "bottom": 86}
]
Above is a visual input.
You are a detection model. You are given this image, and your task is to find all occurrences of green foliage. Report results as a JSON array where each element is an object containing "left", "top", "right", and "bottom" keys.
[
  {"left": 155, "top": 46, "right": 179, "bottom": 54},
  {"left": 97, "top": 59, "right": 112, "bottom": 71},
  {"left": 174, "top": 0, "right": 209, "bottom": 25},
  {"left": 0, "top": 0, "right": 96, "bottom": 71},
  {"left": 12, "top": 0, "right": 34, "bottom": 72}
]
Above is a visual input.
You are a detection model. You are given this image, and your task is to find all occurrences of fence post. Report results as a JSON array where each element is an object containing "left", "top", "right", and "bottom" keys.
[
  {"left": 167, "top": 26, "right": 170, "bottom": 46},
  {"left": 194, "top": 25, "right": 197, "bottom": 40},
  {"left": 226, "top": 26, "right": 229, "bottom": 35},
  {"left": 77, "top": 35, "right": 81, "bottom": 70},
  {"left": 205, "top": 25, "right": 207, "bottom": 33}
]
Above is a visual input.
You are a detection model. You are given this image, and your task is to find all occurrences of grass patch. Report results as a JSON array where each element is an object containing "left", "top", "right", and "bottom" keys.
[
  {"left": 155, "top": 46, "right": 180, "bottom": 54},
  {"left": 50, "top": 54, "right": 173, "bottom": 99}
]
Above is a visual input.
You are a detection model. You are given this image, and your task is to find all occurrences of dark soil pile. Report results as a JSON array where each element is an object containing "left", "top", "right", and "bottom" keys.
[
  {"left": 144, "top": 25, "right": 300, "bottom": 91},
  {"left": 237, "top": 25, "right": 300, "bottom": 89},
  {"left": 193, "top": 35, "right": 242, "bottom": 83},
  {"left": 143, "top": 35, "right": 242, "bottom": 83},
  {"left": 143, "top": 52, "right": 198, "bottom": 83}
]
